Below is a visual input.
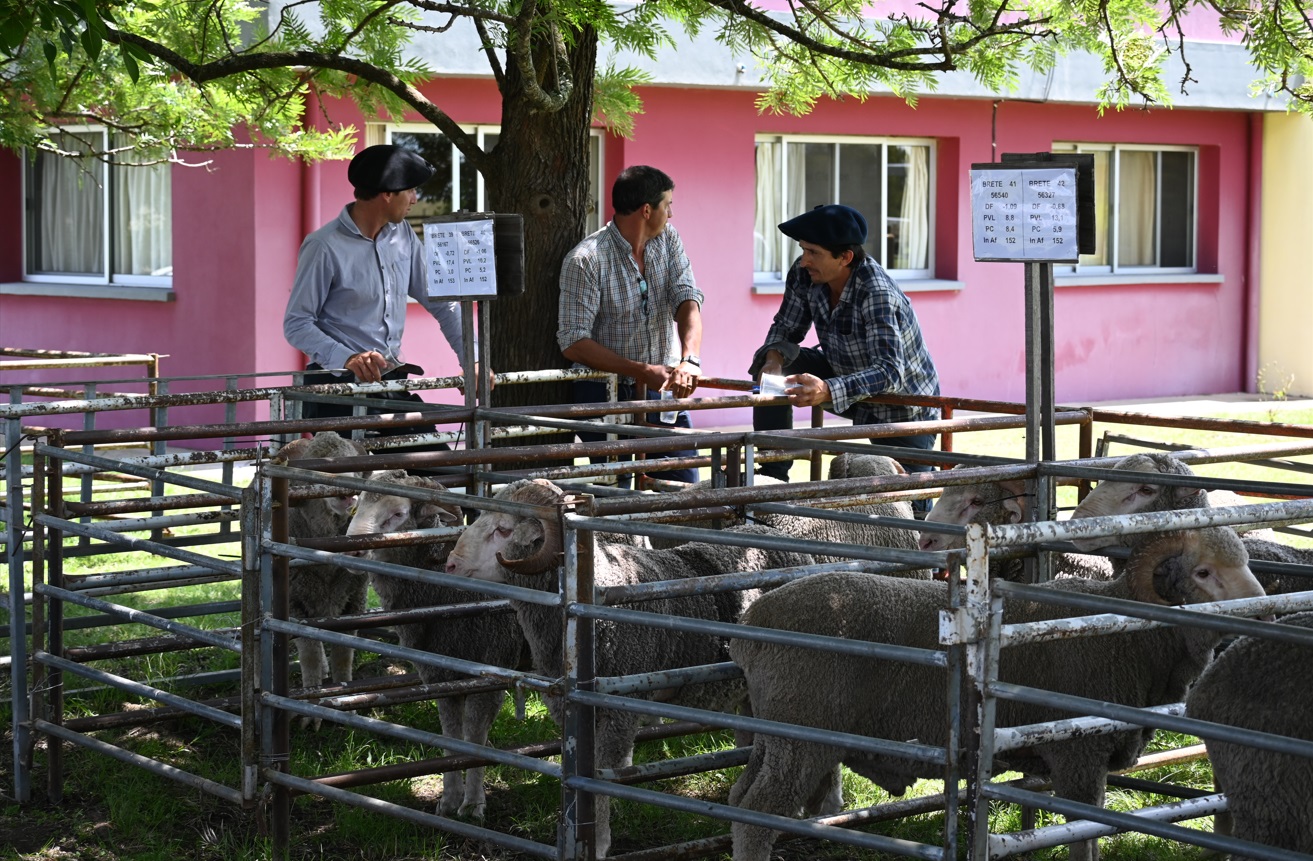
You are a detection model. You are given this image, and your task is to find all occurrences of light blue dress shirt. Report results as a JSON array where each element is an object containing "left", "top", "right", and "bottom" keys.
[{"left": 284, "top": 205, "right": 465, "bottom": 374}]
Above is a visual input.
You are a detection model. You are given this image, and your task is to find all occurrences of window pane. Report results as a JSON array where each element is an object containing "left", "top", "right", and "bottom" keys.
[
  {"left": 802, "top": 143, "right": 834, "bottom": 211},
  {"left": 1117, "top": 150, "right": 1157, "bottom": 267},
  {"left": 887, "top": 145, "right": 930, "bottom": 270},
  {"left": 111, "top": 134, "right": 172, "bottom": 277},
  {"left": 1158, "top": 150, "right": 1194, "bottom": 268},
  {"left": 753, "top": 140, "right": 783, "bottom": 273},
  {"left": 1079, "top": 150, "right": 1111, "bottom": 267},
  {"left": 26, "top": 132, "right": 104, "bottom": 276},
  {"left": 393, "top": 131, "right": 455, "bottom": 230},
  {"left": 838, "top": 143, "right": 883, "bottom": 264}
]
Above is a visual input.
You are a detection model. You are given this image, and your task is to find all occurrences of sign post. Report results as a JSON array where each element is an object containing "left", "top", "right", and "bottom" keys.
[
  {"left": 422, "top": 212, "right": 524, "bottom": 492},
  {"left": 969, "top": 155, "right": 1093, "bottom": 581}
]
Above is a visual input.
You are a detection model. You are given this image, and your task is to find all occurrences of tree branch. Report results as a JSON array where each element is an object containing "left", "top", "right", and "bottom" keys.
[{"left": 102, "top": 28, "right": 490, "bottom": 165}]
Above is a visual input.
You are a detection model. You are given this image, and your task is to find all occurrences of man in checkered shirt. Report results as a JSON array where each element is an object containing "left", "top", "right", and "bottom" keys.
[
  {"left": 558, "top": 165, "right": 704, "bottom": 486},
  {"left": 749, "top": 204, "right": 941, "bottom": 501}
]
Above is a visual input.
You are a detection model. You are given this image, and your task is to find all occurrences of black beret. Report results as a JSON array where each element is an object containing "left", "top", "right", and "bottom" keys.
[
  {"left": 347, "top": 144, "right": 436, "bottom": 194},
  {"left": 778, "top": 204, "right": 868, "bottom": 246}
]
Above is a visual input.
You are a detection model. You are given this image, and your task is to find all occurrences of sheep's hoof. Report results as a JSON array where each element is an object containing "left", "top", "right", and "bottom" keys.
[
  {"left": 296, "top": 714, "right": 323, "bottom": 731},
  {"left": 457, "top": 801, "right": 486, "bottom": 822},
  {"left": 437, "top": 796, "right": 463, "bottom": 818}
]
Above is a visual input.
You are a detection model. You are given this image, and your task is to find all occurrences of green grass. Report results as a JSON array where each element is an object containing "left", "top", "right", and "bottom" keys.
[{"left": 3, "top": 407, "right": 1311, "bottom": 859}]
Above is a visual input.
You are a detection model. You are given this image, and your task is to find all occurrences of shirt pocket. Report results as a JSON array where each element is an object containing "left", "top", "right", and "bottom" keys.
[{"left": 832, "top": 306, "right": 855, "bottom": 337}]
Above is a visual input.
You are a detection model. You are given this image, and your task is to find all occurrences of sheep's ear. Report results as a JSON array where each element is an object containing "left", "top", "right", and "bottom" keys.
[
  {"left": 272, "top": 437, "right": 312, "bottom": 464},
  {"left": 510, "top": 517, "right": 545, "bottom": 551},
  {"left": 998, "top": 479, "right": 1029, "bottom": 524},
  {"left": 418, "top": 503, "right": 462, "bottom": 529},
  {"left": 1148, "top": 541, "right": 1190, "bottom": 605}
]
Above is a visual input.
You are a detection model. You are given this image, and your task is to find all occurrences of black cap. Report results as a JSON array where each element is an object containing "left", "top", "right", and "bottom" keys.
[
  {"left": 347, "top": 144, "right": 436, "bottom": 194},
  {"left": 778, "top": 204, "right": 868, "bottom": 246}
]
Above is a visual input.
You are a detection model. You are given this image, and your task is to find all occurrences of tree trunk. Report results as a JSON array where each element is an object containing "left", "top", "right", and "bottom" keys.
[{"left": 485, "top": 28, "right": 598, "bottom": 438}]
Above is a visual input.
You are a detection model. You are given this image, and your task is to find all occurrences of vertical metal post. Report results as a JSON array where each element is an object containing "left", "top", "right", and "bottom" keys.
[
  {"left": 965, "top": 523, "right": 1002, "bottom": 861},
  {"left": 240, "top": 472, "right": 267, "bottom": 807},
  {"left": 5, "top": 391, "right": 31, "bottom": 802},
  {"left": 1023, "top": 262, "right": 1056, "bottom": 581},
  {"left": 560, "top": 500, "right": 596, "bottom": 860},
  {"left": 474, "top": 299, "right": 492, "bottom": 499},
  {"left": 221, "top": 376, "right": 238, "bottom": 538},
  {"left": 46, "top": 439, "right": 66, "bottom": 804},
  {"left": 151, "top": 380, "right": 169, "bottom": 543},
  {"left": 941, "top": 403, "right": 955, "bottom": 453},
  {"left": 269, "top": 473, "right": 291, "bottom": 855},
  {"left": 26, "top": 445, "right": 47, "bottom": 794}
]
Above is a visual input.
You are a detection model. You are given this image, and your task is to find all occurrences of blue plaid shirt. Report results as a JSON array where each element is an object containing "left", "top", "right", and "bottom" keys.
[{"left": 752, "top": 256, "right": 940, "bottom": 424}]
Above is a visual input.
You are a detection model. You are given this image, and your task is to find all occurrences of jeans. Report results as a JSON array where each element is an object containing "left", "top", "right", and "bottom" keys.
[{"left": 572, "top": 379, "right": 698, "bottom": 486}]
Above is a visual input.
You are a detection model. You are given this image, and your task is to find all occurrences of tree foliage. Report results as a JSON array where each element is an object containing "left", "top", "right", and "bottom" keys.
[{"left": 2, "top": 0, "right": 1308, "bottom": 168}]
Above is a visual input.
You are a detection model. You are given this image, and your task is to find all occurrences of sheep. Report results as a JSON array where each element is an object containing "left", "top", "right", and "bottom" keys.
[
  {"left": 345, "top": 470, "right": 527, "bottom": 821},
  {"left": 270, "top": 431, "right": 371, "bottom": 692},
  {"left": 728, "top": 526, "right": 1266, "bottom": 861},
  {"left": 443, "top": 478, "right": 816, "bottom": 857},
  {"left": 1185, "top": 611, "right": 1313, "bottom": 860},
  {"left": 655, "top": 453, "right": 927, "bottom": 576},
  {"left": 916, "top": 467, "right": 1115, "bottom": 581},
  {"left": 1070, "top": 453, "right": 1309, "bottom": 593}
]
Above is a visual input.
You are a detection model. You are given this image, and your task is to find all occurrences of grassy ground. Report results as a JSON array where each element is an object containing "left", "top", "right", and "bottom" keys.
[{"left": 2, "top": 407, "right": 1310, "bottom": 860}]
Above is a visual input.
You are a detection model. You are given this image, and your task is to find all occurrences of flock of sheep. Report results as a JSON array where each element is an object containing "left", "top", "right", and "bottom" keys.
[{"left": 265, "top": 433, "right": 1313, "bottom": 860}]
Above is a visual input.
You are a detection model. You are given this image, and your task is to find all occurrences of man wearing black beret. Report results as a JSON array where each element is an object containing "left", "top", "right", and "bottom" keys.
[
  {"left": 748, "top": 204, "right": 941, "bottom": 503},
  {"left": 284, "top": 144, "right": 469, "bottom": 421}
]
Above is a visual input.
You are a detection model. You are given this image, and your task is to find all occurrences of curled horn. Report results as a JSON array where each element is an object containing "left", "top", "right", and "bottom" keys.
[{"left": 495, "top": 480, "right": 567, "bottom": 575}]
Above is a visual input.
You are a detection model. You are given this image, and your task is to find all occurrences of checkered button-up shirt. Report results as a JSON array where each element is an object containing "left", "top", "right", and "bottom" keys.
[
  {"left": 754, "top": 256, "right": 940, "bottom": 424},
  {"left": 557, "top": 223, "right": 702, "bottom": 384}
]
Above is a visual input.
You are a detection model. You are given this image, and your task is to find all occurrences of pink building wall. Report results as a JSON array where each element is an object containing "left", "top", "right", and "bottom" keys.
[{"left": 0, "top": 75, "right": 1257, "bottom": 433}]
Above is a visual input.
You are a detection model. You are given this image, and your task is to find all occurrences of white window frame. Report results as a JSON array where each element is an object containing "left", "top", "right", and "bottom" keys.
[
  {"left": 21, "top": 125, "right": 173, "bottom": 289},
  {"left": 385, "top": 123, "right": 605, "bottom": 233},
  {"left": 1053, "top": 142, "right": 1198, "bottom": 276},
  {"left": 753, "top": 134, "right": 937, "bottom": 285}
]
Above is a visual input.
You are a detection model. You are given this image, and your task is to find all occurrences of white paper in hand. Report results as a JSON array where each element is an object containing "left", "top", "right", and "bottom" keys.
[{"left": 759, "top": 374, "right": 789, "bottom": 397}]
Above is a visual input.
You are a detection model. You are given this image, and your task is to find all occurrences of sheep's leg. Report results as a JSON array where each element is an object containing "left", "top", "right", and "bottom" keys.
[
  {"left": 435, "top": 698, "right": 467, "bottom": 818},
  {"left": 805, "top": 764, "right": 844, "bottom": 816},
  {"left": 293, "top": 637, "right": 328, "bottom": 730},
  {"left": 456, "top": 690, "right": 506, "bottom": 821},
  {"left": 731, "top": 737, "right": 838, "bottom": 861},
  {"left": 590, "top": 712, "right": 643, "bottom": 857},
  {"left": 327, "top": 633, "right": 355, "bottom": 685},
  {"left": 1049, "top": 767, "right": 1106, "bottom": 861}
]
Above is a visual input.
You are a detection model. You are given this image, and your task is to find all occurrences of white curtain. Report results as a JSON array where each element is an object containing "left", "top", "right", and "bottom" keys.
[
  {"left": 1117, "top": 150, "right": 1157, "bottom": 266},
  {"left": 753, "top": 141, "right": 781, "bottom": 272},
  {"left": 38, "top": 136, "right": 102, "bottom": 274},
  {"left": 113, "top": 134, "right": 173, "bottom": 276},
  {"left": 894, "top": 146, "right": 929, "bottom": 270},
  {"left": 783, "top": 143, "right": 807, "bottom": 268}
]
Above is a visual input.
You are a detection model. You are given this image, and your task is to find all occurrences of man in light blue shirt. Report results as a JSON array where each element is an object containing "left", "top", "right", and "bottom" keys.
[{"left": 284, "top": 144, "right": 465, "bottom": 420}]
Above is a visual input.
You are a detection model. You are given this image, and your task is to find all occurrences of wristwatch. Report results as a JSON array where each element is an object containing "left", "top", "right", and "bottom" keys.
[{"left": 680, "top": 355, "right": 701, "bottom": 367}]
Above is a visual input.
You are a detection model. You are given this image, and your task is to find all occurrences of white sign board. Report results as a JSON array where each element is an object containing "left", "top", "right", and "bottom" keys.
[
  {"left": 970, "top": 167, "right": 1078, "bottom": 262},
  {"left": 423, "top": 217, "right": 498, "bottom": 298}
]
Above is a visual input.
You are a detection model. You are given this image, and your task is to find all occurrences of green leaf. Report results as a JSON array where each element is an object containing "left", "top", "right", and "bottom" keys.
[
  {"left": 121, "top": 43, "right": 139, "bottom": 82},
  {"left": 80, "top": 24, "right": 102, "bottom": 60}
]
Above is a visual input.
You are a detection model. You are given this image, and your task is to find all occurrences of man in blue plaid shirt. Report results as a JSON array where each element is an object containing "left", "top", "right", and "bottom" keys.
[{"left": 749, "top": 204, "right": 940, "bottom": 497}]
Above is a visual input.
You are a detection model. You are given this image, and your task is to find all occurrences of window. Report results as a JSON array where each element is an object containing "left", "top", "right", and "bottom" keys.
[
  {"left": 23, "top": 127, "right": 173, "bottom": 286},
  {"left": 387, "top": 124, "right": 605, "bottom": 235},
  {"left": 1053, "top": 143, "right": 1196, "bottom": 273},
  {"left": 754, "top": 135, "right": 935, "bottom": 282}
]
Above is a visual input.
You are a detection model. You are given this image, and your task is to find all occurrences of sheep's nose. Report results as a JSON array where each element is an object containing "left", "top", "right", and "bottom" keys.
[
  {"left": 917, "top": 536, "right": 936, "bottom": 551},
  {"left": 444, "top": 559, "right": 458, "bottom": 574}
]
